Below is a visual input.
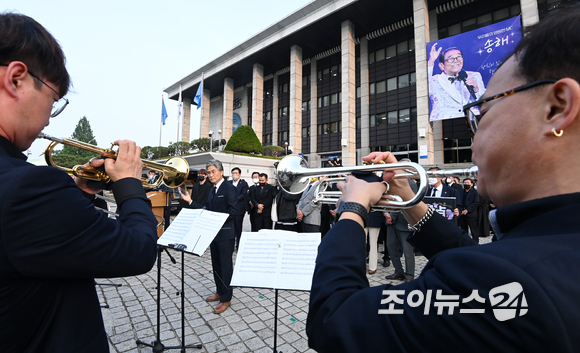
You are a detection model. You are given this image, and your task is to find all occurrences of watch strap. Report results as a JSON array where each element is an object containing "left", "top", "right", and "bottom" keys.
[{"left": 335, "top": 201, "right": 368, "bottom": 228}]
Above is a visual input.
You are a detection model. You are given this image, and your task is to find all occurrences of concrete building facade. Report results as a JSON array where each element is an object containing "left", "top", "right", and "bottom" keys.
[{"left": 165, "top": 0, "right": 574, "bottom": 168}]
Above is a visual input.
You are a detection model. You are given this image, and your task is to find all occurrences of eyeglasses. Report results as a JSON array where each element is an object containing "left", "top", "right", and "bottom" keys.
[
  {"left": 444, "top": 55, "right": 463, "bottom": 63},
  {"left": 462, "top": 79, "right": 558, "bottom": 136},
  {"left": 0, "top": 63, "right": 68, "bottom": 117}
]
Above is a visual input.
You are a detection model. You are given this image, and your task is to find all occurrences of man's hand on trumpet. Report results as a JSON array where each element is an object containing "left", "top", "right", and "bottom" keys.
[
  {"left": 362, "top": 151, "right": 429, "bottom": 225},
  {"left": 74, "top": 140, "right": 143, "bottom": 194}
]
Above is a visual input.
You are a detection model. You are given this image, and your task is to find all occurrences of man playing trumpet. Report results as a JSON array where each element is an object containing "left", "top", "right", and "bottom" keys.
[
  {"left": 0, "top": 13, "right": 158, "bottom": 352},
  {"left": 307, "top": 6, "right": 580, "bottom": 352}
]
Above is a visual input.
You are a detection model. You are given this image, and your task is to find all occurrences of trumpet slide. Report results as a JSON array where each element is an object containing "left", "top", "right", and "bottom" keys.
[
  {"left": 276, "top": 155, "right": 478, "bottom": 211},
  {"left": 38, "top": 133, "right": 189, "bottom": 189}
]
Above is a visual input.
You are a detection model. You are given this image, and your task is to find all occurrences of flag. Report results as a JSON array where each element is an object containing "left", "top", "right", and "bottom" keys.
[
  {"left": 194, "top": 74, "right": 204, "bottom": 110},
  {"left": 177, "top": 85, "right": 183, "bottom": 120},
  {"left": 161, "top": 97, "right": 168, "bottom": 125}
]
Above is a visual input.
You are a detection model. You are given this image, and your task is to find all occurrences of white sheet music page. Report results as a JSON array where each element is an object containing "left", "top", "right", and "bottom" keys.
[
  {"left": 231, "top": 230, "right": 321, "bottom": 291},
  {"left": 158, "top": 209, "right": 228, "bottom": 256}
]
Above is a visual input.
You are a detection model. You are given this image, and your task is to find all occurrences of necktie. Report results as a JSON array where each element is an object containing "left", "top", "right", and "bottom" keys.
[
  {"left": 432, "top": 188, "right": 437, "bottom": 197},
  {"left": 448, "top": 76, "right": 458, "bottom": 83}
]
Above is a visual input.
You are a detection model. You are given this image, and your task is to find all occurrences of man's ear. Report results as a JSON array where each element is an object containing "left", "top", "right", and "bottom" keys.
[
  {"left": 438, "top": 62, "right": 445, "bottom": 72},
  {"left": 1, "top": 62, "right": 28, "bottom": 99},
  {"left": 544, "top": 78, "right": 580, "bottom": 135}
]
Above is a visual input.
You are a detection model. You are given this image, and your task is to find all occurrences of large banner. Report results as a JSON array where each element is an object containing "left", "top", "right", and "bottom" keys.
[{"left": 427, "top": 16, "right": 522, "bottom": 122}]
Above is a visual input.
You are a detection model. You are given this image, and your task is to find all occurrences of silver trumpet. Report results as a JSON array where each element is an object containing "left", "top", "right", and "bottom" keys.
[{"left": 276, "top": 155, "right": 478, "bottom": 211}]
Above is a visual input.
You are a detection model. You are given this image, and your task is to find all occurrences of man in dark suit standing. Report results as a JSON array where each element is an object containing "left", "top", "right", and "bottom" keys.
[
  {"left": 427, "top": 167, "right": 462, "bottom": 222},
  {"left": 250, "top": 173, "right": 276, "bottom": 230},
  {"left": 180, "top": 159, "right": 236, "bottom": 314},
  {"left": 0, "top": 13, "right": 158, "bottom": 352},
  {"left": 458, "top": 178, "right": 480, "bottom": 242},
  {"left": 229, "top": 167, "right": 249, "bottom": 248},
  {"left": 248, "top": 171, "right": 260, "bottom": 231}
]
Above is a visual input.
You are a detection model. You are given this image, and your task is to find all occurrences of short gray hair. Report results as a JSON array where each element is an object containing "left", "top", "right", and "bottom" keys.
[{"left": 206, "top": 159, "right": 223, "bottom": 172}]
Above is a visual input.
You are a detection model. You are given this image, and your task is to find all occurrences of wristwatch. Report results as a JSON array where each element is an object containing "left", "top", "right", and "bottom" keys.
[{"left": 335, "top": 201, "right": 368, "bottom": 228}]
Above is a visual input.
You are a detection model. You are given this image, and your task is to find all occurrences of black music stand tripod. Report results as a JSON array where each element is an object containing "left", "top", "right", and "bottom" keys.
[{"left": 136, "top": 244, "right": 202, "bottom": 352}]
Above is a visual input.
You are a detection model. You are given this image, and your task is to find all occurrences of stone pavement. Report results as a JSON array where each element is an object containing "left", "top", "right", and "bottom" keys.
[{"left": 98, "top": 215, "right": 490, "bottom": 353}]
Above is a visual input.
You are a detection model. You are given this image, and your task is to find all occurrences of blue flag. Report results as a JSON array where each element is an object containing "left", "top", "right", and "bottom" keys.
[
  {"left": 161, "top": 97, "right": 168, "bottom": 125},
  {"left": 193, "top": 74, "right": 204, "bottom": 110}
]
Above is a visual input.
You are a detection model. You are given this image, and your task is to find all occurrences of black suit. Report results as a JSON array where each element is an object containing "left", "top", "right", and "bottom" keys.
[
  {"left": 250, "top": 183, "right": 276, "bottom": 230},
  {"left": 307, "top": 193, "right": 580, "bottom": 352},
  {"left": 459, "top": 187, "right": 480, "bottom": 241},
  {"left": 0, "top": 137, "right": 158, "bottom": 352},
  {"left": 230, "top": 178, "right": 249, "bottom": 246},
  {"left": 185, "top": 179, "right": 237, "bottom": 302}
]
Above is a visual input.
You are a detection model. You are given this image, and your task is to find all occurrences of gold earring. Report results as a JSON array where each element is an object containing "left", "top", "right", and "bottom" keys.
[{"left": 552, "top": 128, "right": 564, "bottom": 137}]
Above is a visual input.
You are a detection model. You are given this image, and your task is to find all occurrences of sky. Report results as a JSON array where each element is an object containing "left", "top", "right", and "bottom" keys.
[{"left": 4, "top": 0, "right": 313, "bottom": 162}]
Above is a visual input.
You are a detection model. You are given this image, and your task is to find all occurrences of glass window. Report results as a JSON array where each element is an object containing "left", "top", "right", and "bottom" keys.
[
  {"left": 303, "top": 75, "right": 309, "bottom": 86},
  {"left": 318, "top": 71, "right": 323, "bottom": 81},
  {"left": 386, "top": 45, "right": 396, "bottom": 59},
  {"left": 330, "top": 122, "right": 337, "bottom": 133},
  {"left": 323, "top": 68, "right": 330, "bottom": 80},
  {"left": 377, "top": 113, "right": 386, "bottom": 126},
  {"left": 356, "top": 116, "right": 361, "bottom": 129},
  {"left": 264, "top": 111, "right": 271, "bottom": 120},
  {"left": 323, "top": 123, "right": 329, "bottom": 134},
  {"left": 323, "top": 96, "right": 329, "bottom": 107},
  {"left": 302, "top": 101, "right": 308, "bottom": 111},
  {"left": 356, "top": 86, "right": 361, "bottom": 98},
  {"left": 375, "top": 48, "right": 385, "bottom": 61},
  {"left": 369, "top": 51, "right": 375, "bottom": 64},
  {"left": 279, "top": 107, "right": 288, "bottom": 117},
  {"left": 477, "top": 13, "right": 492, "bottom": 25},
  {"left": 376, "top": 80, "right": 386, "bottom": 94},
  {"left": 338, "top": 92, "right": 342, "bottom": 103},
  {"left": 387, "top": 111, "right": 398, "bottom": 124},
  {"left": 399, "top": 108, "right": 410, "bottom": 123},
  {"left": 302, "top": 126, "right": 310, "bottom": 138},
  {"left": 387, "top": 77, "right": 397, "bottom": 91},
  {"left": 398, "top": 74, "right": 409, "bottom": 88},
  {"left": 370, "top": 82, "right": 376, "bottom": 95},
  {"left": 318, "top": 124, "right": 323, "bottom": 135},
  {"left": 397, "top": 41, "right": 408, "bottom": 54},
  {"left": 331, "top": 65, "right": 339, "bottom": 77},
  {"left": 408, "top": 38, "right": 415, "bottom": 52},
  {"left": 410, "top": 72, "right": 416, "bottom": 85},
  {"left": 318, "top": 97, "right": 322, "bottom": 108},
  {"left": 493, "top": 8, "right": 509, "bottom": 21},
  {"left": 449, "top": 23, "right": 461, "bottom": 36},
  {"left": 370, "top": 114, "right": 376, "bottom": 127},
  {"left": 411, "top": 107, "right": 417, "bottom": 122},
  {"left": 330, "top": 93, "right": 338, "bottom": 105}
]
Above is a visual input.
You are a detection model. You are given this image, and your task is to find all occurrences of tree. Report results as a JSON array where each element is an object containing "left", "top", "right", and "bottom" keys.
[
  {"left": 167, "top": 141, "right": 191, "bottom": 156},
  {"left": 191, "top": 137, "right": 211, "bottom": 152},
  {"left": 141, "top": 146, "right": 170, "bottom": 160},
  {"left": 51, "top": 116, "right": 98, "bottom": 169},
  {"left": 263, "top": 145, "right": 284, "bottom": 157},
  {"left": 224, "top": 125, "right": 263, "bottom": 154}
]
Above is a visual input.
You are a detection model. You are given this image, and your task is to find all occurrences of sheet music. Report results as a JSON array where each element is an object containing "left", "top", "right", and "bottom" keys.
[
  {"left": 158, "top": 208, "right": 228, "bottom": 256},
  {"left": 231, "top": 230, "right": 321, "bottom": 291}
]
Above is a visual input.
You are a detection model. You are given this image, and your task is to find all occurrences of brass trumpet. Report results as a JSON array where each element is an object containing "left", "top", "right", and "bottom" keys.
[
  {"left": 38, "top": 133, "right": 189, "bottom": 188},
  {"left": 276, "top": 155, "right": 478, "bottom": 211}
]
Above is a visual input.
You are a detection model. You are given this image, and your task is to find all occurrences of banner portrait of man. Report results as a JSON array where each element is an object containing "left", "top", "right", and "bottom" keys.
[{"left": 427, "top": 16, "right": 522, "bottom": 122}]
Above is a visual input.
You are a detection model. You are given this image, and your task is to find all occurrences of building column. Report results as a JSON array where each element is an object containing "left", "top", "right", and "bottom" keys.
[
  {"left": 310, "top": 59, "right": 318, "bottom": 165},
  {"left": 413, "top": 0, "right": 435, "bottom": 165},
  {"left": 289, "top": 45, "right": 303, "bottom": 155},
  {"left": 223, "top": 78, "right": 234, "bottom": 145},
  {"left": 272, "top": 75, "right": 279, "bottom": 146},
  {"left": 359, "top": 37, "right": 370, "bottom": 163},
  {"left": 200, "top": 89, "right": 210, "bottom": 141},
  {"left": 341, "top": 20, "right": 357, "bottom": 167},
  {"left": 181, "top": 97, "right": 191, "bottom": 143},
  {"left": 520, "top": 0, "right": 539, "bottom": 27},
  {"left": 252, "top": 64, "right": 264, "bottom": 143}
]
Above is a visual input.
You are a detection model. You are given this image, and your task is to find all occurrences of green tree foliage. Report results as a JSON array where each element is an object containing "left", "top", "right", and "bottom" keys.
[
  {"left": 191, "top": 137, "right": 211, "bottom": 152},
  {"left": 224, "top": 125, "right": 263, "bottom": 154},
  {"left": 141, "top": 146, "right": 169, "bottom": 160},
  {"left": 51, "top": 116, "right": 99, "bottom": 168},
  {"left": 262, "top": 145, "right": 284, "bottom": 156},
  {"left": 167, "top": 141, "right": 191, "bottom": 156}
]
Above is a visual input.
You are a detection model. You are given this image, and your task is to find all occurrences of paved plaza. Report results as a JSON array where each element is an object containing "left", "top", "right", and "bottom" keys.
[{"left": 99, "top": 214, "right": 489, "bottom": 353}]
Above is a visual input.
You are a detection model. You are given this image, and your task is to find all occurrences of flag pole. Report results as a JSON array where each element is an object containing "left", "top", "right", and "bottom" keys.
[{"left": 159, "top": 94, "right": 163, "bottom": 147}]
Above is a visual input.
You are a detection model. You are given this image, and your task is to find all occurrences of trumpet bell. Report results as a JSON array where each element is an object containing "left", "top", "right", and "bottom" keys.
[
  {"left": 161, "top": 157, "right": 189, "bottom": 188},
  {"left": 277, "top": 155, "right": 311, "bottom": 194}
]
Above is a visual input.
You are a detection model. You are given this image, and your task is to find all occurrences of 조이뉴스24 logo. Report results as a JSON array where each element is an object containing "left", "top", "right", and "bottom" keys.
[{"left": 379, "top": 282, "right": 528, "bottom": 321}]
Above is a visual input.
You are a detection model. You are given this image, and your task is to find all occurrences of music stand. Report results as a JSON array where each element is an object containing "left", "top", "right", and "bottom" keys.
[{"left": 136, "top": 245, "right": 202, "bottom": 352}]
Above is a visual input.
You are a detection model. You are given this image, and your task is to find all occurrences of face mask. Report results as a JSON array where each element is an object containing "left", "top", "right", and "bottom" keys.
[
  {"left": 198, "top": 175, "right": 205, "bottom": 181},
  {"left": 253, "top": 178, "right": 259, "bottom": 184},
  {"left": 232, "top": 175, "right": 240, "bottom": 181},
  {"left": 259, "top": 182, "right": 266, "bottom": 187},
  {"left": 428, "top": 178, "right": 438, "bottom": 186},
  {"left": 446, "top": 178, "right": 453, "bottom": 184},
  {"left": 464, "top": 184, "right": 471, "bottom": 190}
]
